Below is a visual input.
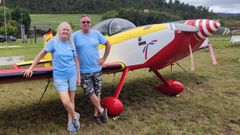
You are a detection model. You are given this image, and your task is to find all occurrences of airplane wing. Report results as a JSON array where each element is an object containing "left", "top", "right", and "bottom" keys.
[
  {"left": 0, "top": 67, "right": 52, "bottom": 84},
  {"left": 0, "top": 62, "right": 125, "bottom": 84}
]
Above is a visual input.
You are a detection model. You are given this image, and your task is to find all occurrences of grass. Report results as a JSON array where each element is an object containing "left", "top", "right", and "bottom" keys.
[
  {"left": 30, "top": 14, "right": 102, "bottom": 31},
  {"left": 0, "top": 35, "right": 240, "bottom": 134}
]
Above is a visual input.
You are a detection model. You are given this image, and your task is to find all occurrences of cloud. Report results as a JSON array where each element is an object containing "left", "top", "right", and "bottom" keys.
[{"left": 177, "top": 0, "right": 240, "bottom": 13}]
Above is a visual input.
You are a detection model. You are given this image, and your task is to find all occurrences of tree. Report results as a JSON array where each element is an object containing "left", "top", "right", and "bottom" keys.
[
  {"left": 0, "top": 20, "right": 19, "bottom": 36},
  {"left": 0, "top": 6, "right": 11, "bottom": 23},
  {"left": 0, "top": 6, "right": 31, "bottom": 36},
  {"left": 102, "top": 10, "right": 119, "bottom": 20},
  {"left": 11, "top": 7, "right": 31, "bottom": 33}
]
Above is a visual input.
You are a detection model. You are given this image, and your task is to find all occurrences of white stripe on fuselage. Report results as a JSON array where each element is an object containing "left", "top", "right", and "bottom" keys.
[{"left": 100, "top": 29, "right": 175, "bottom": 66}]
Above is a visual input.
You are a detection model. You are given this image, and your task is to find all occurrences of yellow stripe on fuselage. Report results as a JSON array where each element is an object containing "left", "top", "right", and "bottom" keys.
[{"left": 99, "top": 23, "right": 169, "bottom": 49}]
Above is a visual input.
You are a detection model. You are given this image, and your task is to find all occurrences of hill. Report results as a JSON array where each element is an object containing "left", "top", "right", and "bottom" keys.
[
  {"left": 216, "top": 13, "right": 240, "bottom": 17},
  {"left": 5, "top": 0, "right": 216, "bottom": 20}
]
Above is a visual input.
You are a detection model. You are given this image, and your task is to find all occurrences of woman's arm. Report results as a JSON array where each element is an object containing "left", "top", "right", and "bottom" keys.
[
  {"left": 74, "top": 56, "right": 81, "bottom": 86},
  {"left": 23, "top": 49, "right": 48, "bottom": 78}
]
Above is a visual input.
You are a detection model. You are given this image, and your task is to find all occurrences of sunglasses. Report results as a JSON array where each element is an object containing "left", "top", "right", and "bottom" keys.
[{"left": 81, "top": 21, "right": 91, "bottom": 24}]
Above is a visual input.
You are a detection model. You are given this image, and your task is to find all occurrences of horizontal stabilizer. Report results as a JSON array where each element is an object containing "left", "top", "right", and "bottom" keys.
[{"left": 15, "top": 59, "right": 52, "bottom": 67}]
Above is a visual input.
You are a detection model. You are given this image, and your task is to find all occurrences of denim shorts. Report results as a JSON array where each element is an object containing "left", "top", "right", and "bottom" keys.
[
  {"left": 81, "top": 71, "right": 102, "bottom": 96},
  {"left": 54, "top": 75, "right": 77, "bottom": 93}
]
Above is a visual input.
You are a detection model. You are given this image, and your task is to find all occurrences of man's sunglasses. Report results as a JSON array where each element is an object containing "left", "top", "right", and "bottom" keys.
[{"left": 81, "top": 21, "right": 91, "bottom": 24}]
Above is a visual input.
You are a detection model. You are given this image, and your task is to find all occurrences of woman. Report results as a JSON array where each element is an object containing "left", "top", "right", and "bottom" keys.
[{"left": 23, "top": 22, "right": 80, "bottom": 134}]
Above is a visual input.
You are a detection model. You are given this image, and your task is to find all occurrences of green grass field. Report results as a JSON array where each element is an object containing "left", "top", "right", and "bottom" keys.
[
  {"left": 1, "top": 31, "right": 240, "bottom": 134},
  {"left": 30, "top": 14, "right": 102, "bottom": 31}
]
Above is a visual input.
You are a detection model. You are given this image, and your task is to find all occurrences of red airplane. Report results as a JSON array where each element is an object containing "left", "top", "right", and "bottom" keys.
[{"left": 0, "top": 18, "right": 220, "bottom": 116}]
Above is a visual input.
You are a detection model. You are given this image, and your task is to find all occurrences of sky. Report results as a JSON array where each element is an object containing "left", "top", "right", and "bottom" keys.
[{"left": 174, "top": 0, "right": 240, "bottom": 13}]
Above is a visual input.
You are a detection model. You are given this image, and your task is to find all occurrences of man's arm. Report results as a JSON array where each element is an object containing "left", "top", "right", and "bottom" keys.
[{"left": 99, "top": 40, "right": 111, "bottom": 66}]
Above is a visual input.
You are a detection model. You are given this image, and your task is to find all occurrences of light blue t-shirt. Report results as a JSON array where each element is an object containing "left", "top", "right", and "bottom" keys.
[
  {"left": 44, "top": 38, "right": 77, "bottom": 80},
  {"left": 72, "top": 30, "right": 107, "bottom": 73}
]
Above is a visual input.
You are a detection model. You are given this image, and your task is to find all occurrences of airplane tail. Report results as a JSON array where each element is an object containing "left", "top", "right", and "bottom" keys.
[{"left": 14, "top": 29, "right": 53, "bottom": 68}]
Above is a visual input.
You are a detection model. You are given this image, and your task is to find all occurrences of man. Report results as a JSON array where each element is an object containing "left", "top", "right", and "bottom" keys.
[{"left": 72, "top": 15, "right": 111, "bottom": 125}]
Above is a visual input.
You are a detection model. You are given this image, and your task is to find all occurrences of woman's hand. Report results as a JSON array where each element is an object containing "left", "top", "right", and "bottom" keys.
[
  {"left": 77, "top": 76, "right": 81, "bottom": 86},
  {"left": 23, "top": 68, "right": 33, "bottom": 78}
]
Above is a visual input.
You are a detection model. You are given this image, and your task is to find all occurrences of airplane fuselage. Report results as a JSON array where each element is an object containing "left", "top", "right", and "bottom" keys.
[{"left": 100, "top": 23, "right": 203, "bottom": 71}]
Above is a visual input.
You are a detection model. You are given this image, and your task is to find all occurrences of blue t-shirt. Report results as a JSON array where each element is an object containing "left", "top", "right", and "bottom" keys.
[
  {"left": 44, "top": 38, "right": 77, "bottom": 80},
  {"left": 72, "top": 30, "right": 107, "bottom": 73}
]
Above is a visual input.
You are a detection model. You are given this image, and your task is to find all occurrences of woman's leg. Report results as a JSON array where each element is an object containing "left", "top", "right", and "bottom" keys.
[
  {"left": 58, "top": 91, "right": 76, "bottom": 122},
  {"left": 68, "top": 91, "right": 76, "bottom": 124}
]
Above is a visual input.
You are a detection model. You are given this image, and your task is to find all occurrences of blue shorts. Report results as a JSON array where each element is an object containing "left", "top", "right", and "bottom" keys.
[{"left": 53, "top": 75, "right": 77, "bottom": 93}]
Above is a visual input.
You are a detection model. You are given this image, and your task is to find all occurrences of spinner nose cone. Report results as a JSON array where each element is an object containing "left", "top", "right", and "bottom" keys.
[
  {"left": 215, "top": 21, "right": 221, "bottom": 29},
  {"left": 209, "top": 20, "right": 221, "bottom": 32},
  {"left": 186, "top": 19, "right": 221, "bottom": 39}
]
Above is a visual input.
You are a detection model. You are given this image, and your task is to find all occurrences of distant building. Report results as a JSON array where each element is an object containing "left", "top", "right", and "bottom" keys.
[
  {"left": 29, "top": 24, "right": 52, "bottom": 37},
  {"left": 229, "top": 27, "right": 240, "bottom": 43},
  {"left": 230, "top": 35, "right": 240, "bottom": 43},
  {"left": 144, "top": 9, "right": 149, "bottom": 13}
]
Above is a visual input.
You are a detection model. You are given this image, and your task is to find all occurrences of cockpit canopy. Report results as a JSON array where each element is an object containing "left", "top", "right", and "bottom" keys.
[{"left": 92, "top": 18, "right": 136, "bottom": 36}]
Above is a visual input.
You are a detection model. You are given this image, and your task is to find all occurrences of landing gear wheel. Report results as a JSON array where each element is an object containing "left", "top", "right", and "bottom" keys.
[
  {"left": 155, "top": 80, "right": 184, "bottom": 96},
  {"left": 101, "top": 96, "right": 123, "bottom": 116}
]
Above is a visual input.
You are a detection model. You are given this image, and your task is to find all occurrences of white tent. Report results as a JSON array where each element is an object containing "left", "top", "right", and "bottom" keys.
[{"left": 230, "top": 35, "right": 240, "bottom": 43}]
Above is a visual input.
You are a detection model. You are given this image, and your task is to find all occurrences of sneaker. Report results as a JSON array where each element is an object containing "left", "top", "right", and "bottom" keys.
[
  {"left": 100, "top": 108, "right": 108, "bottom": 123},
  {"left": 67, "top": 123, "right": 77, "bottom": 134},
  {"left": 73, "top": 113, "right": 80, "bottom": 130},
  {"left": 93, "top": 115, "right": 102, "bottom": 125}
]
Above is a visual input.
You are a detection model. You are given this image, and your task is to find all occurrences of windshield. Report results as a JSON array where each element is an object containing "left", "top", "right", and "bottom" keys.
[{"left": 92, "top": 18, "right": 136, "bottom": 36}]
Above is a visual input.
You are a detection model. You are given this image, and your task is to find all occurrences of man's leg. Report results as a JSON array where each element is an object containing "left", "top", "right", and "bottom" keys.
[
  {"left": 89, "top": 93, "right": 104, "bottom": 113},
  {"left": 89, "top": 93, "right": 104, "bottom": 125},
  {"left": 92, "top": 71, "right": 108, "bottom": 123},
  {"left": 81, "top": 73, "right": 104, "bottom": 113},
  {"left": 94, "top": 94, "right": 101, "bottom": 116}
]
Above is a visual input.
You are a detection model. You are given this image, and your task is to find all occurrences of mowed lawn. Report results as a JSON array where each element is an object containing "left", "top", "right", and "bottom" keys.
[
  {"left": 30, "top": 14, "right": 102, "bottom": 31},
  {"left": 0, "top": 35, "right": 240, "bottom": 134}
]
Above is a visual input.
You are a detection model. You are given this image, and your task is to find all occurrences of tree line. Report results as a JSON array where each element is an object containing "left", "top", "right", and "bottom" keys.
[
  {"left": 2, "top": 0, "right": 217, "bottom": 36},
  {"left": 0, "top": 6, "right": 31, "bottom": 36},
  {"left": 5, "top": 0, "right": 216, "bottom": 19}
]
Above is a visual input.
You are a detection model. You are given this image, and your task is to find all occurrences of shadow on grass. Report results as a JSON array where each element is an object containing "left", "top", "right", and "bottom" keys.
[{"left": 0, "top": 71, "right": 209, "bottom": 134}]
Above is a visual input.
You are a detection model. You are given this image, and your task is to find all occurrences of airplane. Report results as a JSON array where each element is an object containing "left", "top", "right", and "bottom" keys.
[{"left": 0, "top": 18, "right": 220, "bottom": 116}]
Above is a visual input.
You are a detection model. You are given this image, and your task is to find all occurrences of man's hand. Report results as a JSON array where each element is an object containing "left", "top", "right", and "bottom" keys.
[{"left": 98, "top": 58, "right": 106, "bottom": 66}]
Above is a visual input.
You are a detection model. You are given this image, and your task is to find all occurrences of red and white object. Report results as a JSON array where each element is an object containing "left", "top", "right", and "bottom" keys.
[{"left": 185, "top": 19, "right": 220, "bottom": 40}]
